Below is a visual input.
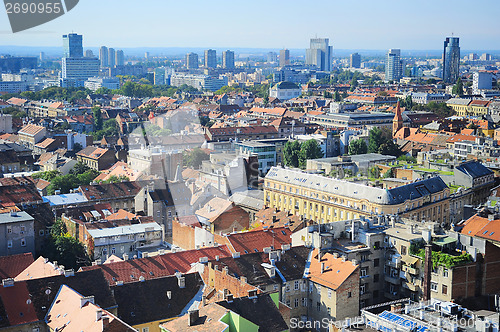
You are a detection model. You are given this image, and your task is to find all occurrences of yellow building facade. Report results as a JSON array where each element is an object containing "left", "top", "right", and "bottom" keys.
[{"left": 264, "top": 167, "right": 450, "bottom": 225}]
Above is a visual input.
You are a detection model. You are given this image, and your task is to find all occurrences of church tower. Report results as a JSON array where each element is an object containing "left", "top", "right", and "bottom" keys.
[{"left": 393, "top": 100, "right": 403, "bottom": 137}]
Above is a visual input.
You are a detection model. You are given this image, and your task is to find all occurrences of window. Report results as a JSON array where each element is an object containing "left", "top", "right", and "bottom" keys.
[
  {"left": 431, "top": 282, "right": 438, "bottom": 292},
  {"left": 328, "top": 289, "right": 332, "bottom": 298},
  {"left": 294, "top": 280, "right": 299, "bottom": 290},
  {"left": 294, "top": 298, "right": 299, "bottom": 308},
  {"left": 360, "top": 284, "right": 366, "bottom": 295},
  {"left": 286, "top": 283, "right": 290, "bottom": 292},
  {"left": 20, "top": 225, "right": 26, "bottom": 234},
  {"left": 443, "top": 269, "right": 449, "bottom": 278},
  {"left": 347, "top": 291, "right": 352, "bottom": 298},
  {"left": 374, "top": 258, "right": 379, "bottom": 267},
  {"left": 360, "top": 268, "right": 367, "bottom": 277},
  {"left": 20, "top": 238, "right": 26, "bottom": 247},
  {"left": 327, "top": 307, "right": 331, "bottom": 316},
  {"left": 302, "top": 297, "right": 307, "bottom": 307},
  {"left": 7, "top": 240, "right": 12, "bottom": 248},
  {"left": 7, "top": 226, "right": 12, "bottom": 234},
  {"left": 401, "top": 245, "right": 407, "bottom": 256},
  {"left": 142, "top": 328, "right": 149, "bottom": 332},
  {"left": 317, "top": 285, "right": 321, "bottom": 294},
  {"left": 442, "top": 285, "right": 448, "bottom": 295}
]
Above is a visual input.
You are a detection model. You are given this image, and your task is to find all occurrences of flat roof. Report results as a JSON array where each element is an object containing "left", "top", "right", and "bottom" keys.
[
  {"left": 43, "top": 193, "right": 88, "bottom": 206},
  {"left": 87, "top": 222, "right": 162, "bottom": 239},
  {"left": 0, "top": 211, "right": 33, "bottom": 224}
]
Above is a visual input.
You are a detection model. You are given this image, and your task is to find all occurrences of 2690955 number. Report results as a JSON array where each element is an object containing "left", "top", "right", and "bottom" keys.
[{"left": 5, "top": 2, "right": 62, "bottom": 14}]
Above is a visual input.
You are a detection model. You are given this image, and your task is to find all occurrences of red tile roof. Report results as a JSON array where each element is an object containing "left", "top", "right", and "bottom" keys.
[
  {"left": 308, "top": 249, "right": 359, "bottom": 290},
  {"left": 76, "top": 146, "right": 110, "bottom": 160},
  {"left": 18, "top": 124, "right": 45, "bottom": 136},
  {"left": 79, "top": 181, "right": 142, "bottom": 201},
  {"left": 0, "top": 252, "right": 34, "bottom": 279},
  {"left": 221, "top": 227, "right": 292, "bottom": 254},
  {"left": 0, "top": 281, "right": 38, "bottom": 326},
  {"left": 80, "top": 246, "right": 232, "bottom": 285},
  {"left": 461, "top": 215, "right": 500, "bottom": 243}
]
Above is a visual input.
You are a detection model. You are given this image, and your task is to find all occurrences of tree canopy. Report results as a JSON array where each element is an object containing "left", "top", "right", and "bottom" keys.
[
  {"left": 348, "top": 138, "right": 368, "bottom": 155},
  {"left": 284, "top": 140, "right": 323, "bottom": 168},
  {"left": 183, "top": 148, "right": 210, "bottom": 169}
]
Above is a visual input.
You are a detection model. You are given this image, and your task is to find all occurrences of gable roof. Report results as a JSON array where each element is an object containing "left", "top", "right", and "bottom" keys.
[
  {"left": 0, "top": 252, "right": 34, "bottom": 279},
  {"left": 222, "top": 227, "right": 292, "bottom": 254},
  {"left": 77, "top": 146, "right": 111, "bottom": 160},
  {"left": 79, "top": 181, "right": 142, "bottom": 201},
  {"left": 0, "top": 281, "right": 38, "bottom": 328},
  {"left": 15, "top": 256, "right": 62, "bottom": 281},
  {"left": 461, "top": 214, "right": 500, "bottom": 243},
  {"left": 308, "top": 249, "right": 359, "bottom": 290},
  {"left": 112, "top": 272, "right": 204, "bottom": 326},
  {"left": 81, "top": 246, "right": 232, "bottom": 285},
  {"left": 455, "top": 161, "right": 493, "bottom": 179}
]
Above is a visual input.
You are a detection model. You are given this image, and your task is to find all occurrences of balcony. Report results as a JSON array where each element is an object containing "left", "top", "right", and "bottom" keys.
[
  {"left": 401, "top": 265, "right": 419, "bottom": 275},
  {"left": 384, "top": 274, "right": 400, "bottom": 285},
  {"left": 385, "top": 260, "right": 400, "bottom": 269},
  {"left": 402, "top": 281, "right": 419, "bottom": 292}
]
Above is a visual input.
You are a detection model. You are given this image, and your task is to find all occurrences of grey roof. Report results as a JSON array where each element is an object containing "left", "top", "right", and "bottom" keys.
[
  {"left": 265, "top": 167, "right": 448, "bottom": 205},
  {"left": 312, "top": 112, "right": 394, "bottom": 122},
  {"left": 230, "top": 190, "right": 264, "bottom": 210},
  {"left": 0, "top": 211, "right": 33, "bottom": 224},
  {"left": 42, "top": 193, "right": 88, "bottom": 206},
  {"left": 87, "top": 222, "right": 162, "bottom": 239},
  {"left": 446, "top": 97, "right": 472, "bottom": 106},
  {"left": 455, "top": 161, "right": 493, "bottom": 179},
  {"left": 310, "top": 153, "right": 396, "bottom": 164}
]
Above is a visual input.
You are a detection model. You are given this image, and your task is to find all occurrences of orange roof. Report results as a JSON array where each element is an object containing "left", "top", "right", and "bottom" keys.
[
  {"left": 461, "top": 214, "right": 500, "bottom": 242},
  {"left": 308, "top": 249, "right": 358, "bottom": 290},
  {"left": 15, "top": 256, "right": 62, "bottom": 281},
  {"left": 461, "top": 128, "right": 474, "bottom": 135},
  {"left": 6, "top": 97, "right": 27, "bottom": 106},
  {"left": 94, "top": 161, "right": 139, "bottom": 182},
  {"left": 105, "top": 209, "right": 136, "bottom": 221},
  {"left": 46, "top": 284, "right": 134, "bottom": 332},
  {"left": 446, "top": 134, "right": 477, "bottom": 143},
  {"left": 0, "top": 281, "right": 38, "bottom": 326}
]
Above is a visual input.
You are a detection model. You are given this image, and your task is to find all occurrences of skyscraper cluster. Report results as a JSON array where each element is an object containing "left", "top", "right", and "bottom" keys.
[
  {"left": 61, "top": 33, "right": 99, "bottom": 87},
  {"left": 204, "top": 49, "right": 217, "bottom": 68},
  {"left": 99, "top": 46, "right": 125, "bottom": 68}
]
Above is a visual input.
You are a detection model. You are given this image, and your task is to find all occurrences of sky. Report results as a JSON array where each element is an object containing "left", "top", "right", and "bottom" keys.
[{"left": 0, "top": 0, "right": 499, "bottom": 51}]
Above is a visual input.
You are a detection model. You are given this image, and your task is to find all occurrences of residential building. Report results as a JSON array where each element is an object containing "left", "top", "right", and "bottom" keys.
[
  {"left": 265, "top": 167, "right": 451, "bottom": 224},
  {"left": 128, "top": 146, "right": 183, "bottom": 179},
  {"left": 115, "top": 49, "right": 125, "bottom": 66},
  {"left": 46, "top": 284, "right": 136, "bottom": 331},
  {"left": 350, "top": 53, "right": 361, "bottom": 68},
  {"left": 186, "top": 52, "right": 199, "bottom": 69},
  {"left": 99, "top": 46, "right": 108, "bottom": 67},
  {"left": 279, "top": 48, "right": 290, "bottom": 67},
  {"left": 112, "top": 272, "right": 204, "bottom": 332},
  {"left": 17, "top": 124, "right": 46, "bottom": 149},
  {"left": 204, "top": 49, "right": 217, "bottom": 68},
  {"left": 0, "top": 113, "right": 12, "bottom": 133},
  {"left": 79, "top": 181, "right": 142, "bottom": 212},
  {"left": 385, "top": 49, "right": 403, "bottom": 82},
  {"left": 222, "top": 50, "right": 235, "bottom": 69},
  {"left": 310, "top": 112, "right": 395, "bottom": 129},
  {"left": 267, "top": 51, "right": 278, "bottom": 63},
  {"left": 76, "top": 146, "right": 116, "bottom": 171},
  {"left": 443, "top": 37, "right": 460, "bottom": 84},
  {"left": 454, "top": 161, "right": 495, "bottom": 205},
  {"left": 473, "top": 71, "right": 492, "bottom": 93},
  {"left": 108, "top": 48, "right": 115, "bottom": 67},
  {"left": 307, "top": 249, "right": 360, "bottom": 328},
  {"left": 84, "top": 76, "right": 120, "bottom": 91},
  {"left": 269, "top": 81, "right": 301, "bottom": 100},
  {"left": 306, "top": 38, "right": 333, "bottom": 71},
  {"left": 62, "top": 33, "right": 83, "bottom": 58},
  {"left": 170, "top": 73, "right": 228, "bottom": 92},
  {"left": 0, "top": 211, "right": 35, "bottom": 256}
]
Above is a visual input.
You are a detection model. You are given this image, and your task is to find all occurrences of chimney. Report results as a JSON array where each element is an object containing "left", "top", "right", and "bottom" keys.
[
  {"left": 272, "top": 215, "right": 277, "bottom": 223},
  {"left": 342, "top": 256, "right": 346, "bottom": 262},
  {"left": 352, "top": 259, "right": 357, "bottom": 266},
  {"left": 423, "top": 244, "right": 432, "bottom": 301},
  {"left": 95, "top": 309, "right": 102, "bottom": 321},
  {"left": 102, "top": 316, "right": 109, "bottom": 329},
  {"left": 64, "top": 269, "right": 75, "bottom": 277},
  {"left": 81, "top": 296, "right": 95, "bottom": 308},
  {"left": 2, "top": 278, "right": 14, "bottom": 287},
  {"left": 215, "top": 255, "right": 220, "bottom": 261},
  {"left": 201, "top": 295, "right": 206, "bottom": 306},
  {"left": 188, "top": 309, "right": 199, "bottom": 326},
  {"left": 222, "top": 266, "right": 229, "bottom": 274},
  {"left": 123, "top": 253, "right": 128, "bottom": 261},
  {"left": 178, "top": 276, "right": 186, "bottom": 288},
  {"left": 321, "top": 262, "right": 325, "bottom": 274}
]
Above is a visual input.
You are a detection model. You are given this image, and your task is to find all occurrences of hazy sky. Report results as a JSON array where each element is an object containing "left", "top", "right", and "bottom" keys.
[{"left": 0, "top": 0, "right": 499, "bottom": 50}]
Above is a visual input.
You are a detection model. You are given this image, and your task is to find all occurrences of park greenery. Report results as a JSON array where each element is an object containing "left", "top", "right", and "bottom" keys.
[
  {"left": 32, "top": 162, "right": 99, "bottom": 195},
  {"left": 40, "top": 218, "right": 91, "bottom": 270},
  {"left": 183, "top": 148, "right": 210, "bottom": 169},
  {"left": 284, "top": 139, "right": 323, "bottom": 169}
]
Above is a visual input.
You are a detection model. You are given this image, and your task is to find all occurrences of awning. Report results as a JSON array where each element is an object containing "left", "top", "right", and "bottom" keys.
[
  {"left": 401, "top": 255, "right": 419, "bottom": 265},
  {"left": 432, "top": 236, "right": 457, "bottom": 246}
]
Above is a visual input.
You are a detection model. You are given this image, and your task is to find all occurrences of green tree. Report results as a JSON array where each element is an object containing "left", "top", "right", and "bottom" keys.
[
  {"left": 369, "top": 166, "right": 381, "bottom": 179},
  {"left": 348, "top": 139, "right": 367, "bottom": 155},
  {"left": 334, "top": 91, "right": 342, "bottom": 102},
  {"left": 368, "top": 127, "right": 384, "bottom": 153},
  {"left": 92, "top": 106, "right": 103, "bottom": 131},
  {"left": 452, "top": 77, "right": 464, "bottom": 96},
  {"left": 383, "top": 169, "right": 393, "bottom": 178},
  {"left": 283, "top": 141, "right": 301, "bottom": 168},
  {"left": 32, "top": 170, "right": 61, "bottom": 182},
  {"left": 299, "top": 139, "right": 323, "bottom": 168},
  {"left": 183, "top": 148, "right": 210, "bottom": 169},
  {"left": 378, "top": 140, "right": 403, "bottom": 157},
  {"left": 349, "top": 76, "right": 358, "bottom": 92},
  {"left": 70, "top": 161, "right": 91, "bottom": 175}
]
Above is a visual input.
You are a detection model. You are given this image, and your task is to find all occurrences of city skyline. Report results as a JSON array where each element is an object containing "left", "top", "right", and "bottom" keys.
[{"left": 0, "top": 0, "right": 499, "bottom": 50}]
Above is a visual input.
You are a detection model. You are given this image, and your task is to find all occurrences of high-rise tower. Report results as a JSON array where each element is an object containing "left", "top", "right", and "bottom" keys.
[
  {"left": 385, "top": 49, "right": 403, "bottom": 82},
  {"left": 305, "top": 38, "right": 332, "bottom": 71},
  {"left": 443, "top": 37, "right": 460, "bottom": 83},
  {"left": 62, "top": 33, "right": 83, "bottom": 58}
]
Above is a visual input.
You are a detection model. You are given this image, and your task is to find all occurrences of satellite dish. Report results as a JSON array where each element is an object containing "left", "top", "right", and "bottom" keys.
[
  {"left": 26, "top": 299, "right": 32, "bottom": 305},
  {"left": 45, "top": 289, "right": 51, "bottom": 295}
]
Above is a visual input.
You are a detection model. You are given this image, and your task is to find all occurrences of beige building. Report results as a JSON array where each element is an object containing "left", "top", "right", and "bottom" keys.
[{"left": 264, "top": 166, "right": 451, "bottom": 225}]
